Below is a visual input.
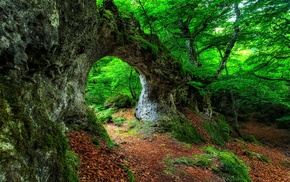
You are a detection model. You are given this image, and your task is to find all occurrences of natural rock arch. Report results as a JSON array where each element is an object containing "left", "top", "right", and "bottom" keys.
[
  {"left": 92, "top": 2, "right": 185, "bottom": 122},
  {"left": 0, "top": 0, "right": 184, "bottom": 181}
]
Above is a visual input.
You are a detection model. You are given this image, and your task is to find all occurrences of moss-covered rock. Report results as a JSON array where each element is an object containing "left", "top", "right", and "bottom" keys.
[
  {"left": 164, "top": 147, "right": 252, "bottom": 182},
  {"left": 171, "top": 119, "right": 204, "bottom": 144},
  {"left": 0, "top": 80, "right": 79, "bottom": 181},
  {"left": 104, "top": 93, "right": 132, "bottom": 109},
  {"left": 203, "top": 115, "right": 231, "bottom": 146}
]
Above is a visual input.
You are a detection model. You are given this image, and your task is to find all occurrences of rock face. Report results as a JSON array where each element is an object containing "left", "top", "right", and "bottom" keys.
[{"left": 0, "top": 0, "right": 184, "bottom": 181}]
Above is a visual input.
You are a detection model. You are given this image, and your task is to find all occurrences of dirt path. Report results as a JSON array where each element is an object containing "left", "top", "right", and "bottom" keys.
[
  {"left": 68, "top": 109, "right": 290, "bottom": 182},
  {"left": 106, "top": 123, "right": 223, "bottom": 182}
]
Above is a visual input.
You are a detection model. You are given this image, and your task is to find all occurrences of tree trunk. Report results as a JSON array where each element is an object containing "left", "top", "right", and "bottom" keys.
[
  {"left": 185, "top": 39, "right": 199, "bottom": 67},
  {"left": 180, "top": 17, "right": 200, "bottom": 67},
  {"left": 215, "top": 2, "right": 240, "bottom": 78}
]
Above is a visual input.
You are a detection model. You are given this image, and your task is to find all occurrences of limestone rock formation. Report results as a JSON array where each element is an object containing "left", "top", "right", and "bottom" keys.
[{"left": 0, "top": 0, "right": 184, "bottom": 181}]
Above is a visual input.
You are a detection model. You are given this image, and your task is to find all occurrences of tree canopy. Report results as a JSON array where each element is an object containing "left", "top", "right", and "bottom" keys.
[{"left": 89, "top": 0, "right": 289, "bottom": 128}]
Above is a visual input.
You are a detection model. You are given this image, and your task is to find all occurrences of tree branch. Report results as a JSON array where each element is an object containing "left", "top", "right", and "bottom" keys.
[
  {"left": 215, "top": 2, "right": 240, "bottom": 78},
  {"left": 137, "top": 0, "right": 154, "bottom": 41},
  {"left": 253, "top": 73, "right": 290, "bottom": 82}
]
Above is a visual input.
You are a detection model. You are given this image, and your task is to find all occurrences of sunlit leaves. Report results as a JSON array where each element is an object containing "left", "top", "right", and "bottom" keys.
[
  {"left": 86, "top": 57, "right": 141, "bottom": 106},
  {"left": 112, "top": 0, "right": 290, "bottom": 109}
]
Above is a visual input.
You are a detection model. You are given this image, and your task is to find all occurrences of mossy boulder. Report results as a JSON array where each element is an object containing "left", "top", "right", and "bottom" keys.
[
  {"left": 203, "top": 115, "right": 231, "bottom": 146},
  {"left": 104, "top": 93, "right": 132, "bottom": 109},
  {"left": 0, "top": 81, "right": 79, "bottom": 181}
]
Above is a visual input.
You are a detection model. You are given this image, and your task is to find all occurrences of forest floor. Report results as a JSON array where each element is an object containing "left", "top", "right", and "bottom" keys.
[{"left": 68, "top": 108, "right": 290, "bottom": 182}]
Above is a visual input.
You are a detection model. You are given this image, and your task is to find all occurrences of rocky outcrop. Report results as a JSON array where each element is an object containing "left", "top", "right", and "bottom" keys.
[{"left": 0, "top": 0, "right": 184, "bottom": 181}]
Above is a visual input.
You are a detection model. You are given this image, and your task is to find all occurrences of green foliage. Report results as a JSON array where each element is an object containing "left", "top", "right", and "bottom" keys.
[
  {"left": 164, "top": 146, "right": 251, "bottom": 182},
  {"left": 96, "top": 0, "right": 104, "bottom": 7},
  {"left": 104, "top": 93, "right": 132, "bottom": 109},
  {"left": 276, "top": 116, "right": 290, "bottom": 129},
  {"left": 210, "top": 76, "right": 288, "bottom": 107},
  {"left": 203, "top": 117, "right": 231, "bottom": 145},
  {"left": 114, "top": 0, "right": 290, "bottom": 125},
  {"left": 86, "top": 56, "right": 141, "bottom": 107},
  {"left": 95, "top": 108, "right": 116, "bottom": 123},
  {"left": 112, "top": 117, "right": 126, "bottom": 126}
]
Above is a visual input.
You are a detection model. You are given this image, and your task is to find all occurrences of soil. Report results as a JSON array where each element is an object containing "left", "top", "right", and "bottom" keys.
[{"left": 68, "top": 108, "right": 290, "bottom": 182}]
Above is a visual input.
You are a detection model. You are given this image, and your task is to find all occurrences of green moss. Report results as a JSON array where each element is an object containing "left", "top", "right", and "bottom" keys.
[
  {"left": 244, "top": 134, "right": 260, "bottom": 145},
  {"left": 103, "top": 9, "right": 114, "bottom": 19},
  {"left": 120, "top": 164, "right": 136, "bottom": 182},
  {"left": 86, "top": 109, "right": 113, "bottom": 147},
  {"left": 138, "top": 117, "right": 204, "bottom": 144},
  {"left": 0, "top": 80, "right": 79, "bottom": 181},
  {"left": 203, "top": 117, "right": 231, "bottom": 145},
  {"left": 91, "top": 137, "right": 101, "bottom": 147},
  {"left": 104, "top": 93, "right": 132, "bottom": 109},
  {"left": 169, "top": 119, "right": 204, "bottom": 144},
  {"left": 31, "top": 107, "right": 80, "bottom": 181},
  {"left": 281, "top": 161, "right": 290, "bottom": 166},
  {"left": 65, "top": 150, "right": 80, "bottom": 182},
  {"left": 44, "top": 134, "right": 53, "bottom": 147},
  {"left": 204, "top": 147, "right": 251, "bottom": 182},
  {"left": 245, "top": 151, "right": 270, "bottom": 163},
  {"left": 129, "top": 35, "right": 159, "bottom": 57},
  {"left": 164, "top": 147, "right": 252, "bottom": 182}
]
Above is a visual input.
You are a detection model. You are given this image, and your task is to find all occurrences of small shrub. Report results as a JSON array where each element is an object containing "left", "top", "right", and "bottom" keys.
[
  {"left": 112, "top": 117, "right": 126, "bottom": 126},
  {"left": 96, "top": 108, "right": 116, "bottom": 122}
]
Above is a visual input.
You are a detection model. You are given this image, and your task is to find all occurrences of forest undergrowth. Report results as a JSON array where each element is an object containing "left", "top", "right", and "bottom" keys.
[{"left": 68, "top": 108, "right": 290, "bottom": 182}]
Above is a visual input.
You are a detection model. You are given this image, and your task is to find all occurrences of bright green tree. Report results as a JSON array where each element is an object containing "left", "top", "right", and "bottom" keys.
[
  {"left": 86, "top": 56, "right": 141, "bottom": 107},
  {"left": 113, "top": 0, "right": 290, "bottom": 130}
]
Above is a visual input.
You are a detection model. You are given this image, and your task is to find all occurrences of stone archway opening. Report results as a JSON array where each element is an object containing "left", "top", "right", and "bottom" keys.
[{"left": 85, "top": 56, "right": 142, "bottom": 111}]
